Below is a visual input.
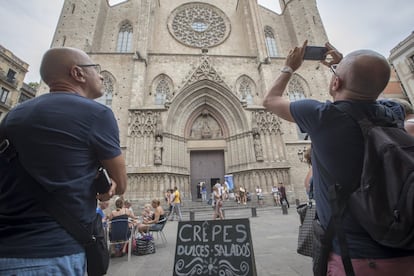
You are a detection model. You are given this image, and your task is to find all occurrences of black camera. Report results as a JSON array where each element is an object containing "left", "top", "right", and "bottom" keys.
[{"left": 94, "top": 167, "right": 112, "bottom": 194}]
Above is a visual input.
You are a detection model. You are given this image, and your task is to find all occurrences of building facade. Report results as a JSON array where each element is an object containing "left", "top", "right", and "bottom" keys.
[
  {"left": 39, "top": 0, "right": 335, "bottom": 202},
  {"left": 0, "top": 45, "right": 35, "bottom": 121},
  {"left": 389, "top": 31, "right": 414, "bottom": 103}
]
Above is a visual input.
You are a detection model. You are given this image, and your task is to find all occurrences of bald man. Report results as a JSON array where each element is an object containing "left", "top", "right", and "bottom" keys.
[
  {"left": 263, "top": 42, "right": 414, "bottom": 275},
  {"left": 0, "top": 47, "right": 127, "bottom": 275}
]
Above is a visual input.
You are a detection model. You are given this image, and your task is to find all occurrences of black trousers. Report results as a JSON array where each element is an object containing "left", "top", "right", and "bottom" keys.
[{"left": 280, "top": 197, "right": 290, "bottom": 208}]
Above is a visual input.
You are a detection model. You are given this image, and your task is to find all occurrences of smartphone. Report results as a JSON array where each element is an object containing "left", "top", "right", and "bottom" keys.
[
  {"left": 303, "top": 46, "right": 328, "bottom": 60},
  {"left": 95, "top": 167, "right": 112, "bottom": 194}
]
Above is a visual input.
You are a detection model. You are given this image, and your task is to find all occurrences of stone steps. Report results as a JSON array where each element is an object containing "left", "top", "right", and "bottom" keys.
[{"left": 127, "top": 196, "right": 293, "bottom": 218}]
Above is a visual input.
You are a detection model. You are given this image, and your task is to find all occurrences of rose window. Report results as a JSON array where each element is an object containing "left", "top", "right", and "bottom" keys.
[{"left": 168, "top": 3, "right": 231, "bottom": 48}]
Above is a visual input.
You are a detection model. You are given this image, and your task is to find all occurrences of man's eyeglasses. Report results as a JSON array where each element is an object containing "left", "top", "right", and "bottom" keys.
[
  {"left": 330, "top": 64, "right": 338, "bottom": 77},
  {"left": 77, "top": 64, "right": 101, "bottom": 74}
]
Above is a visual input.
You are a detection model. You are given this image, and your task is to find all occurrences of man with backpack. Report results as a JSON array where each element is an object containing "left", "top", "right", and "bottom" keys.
[{"left": 263, "top": 40, "right": 414, "bottom": 275}]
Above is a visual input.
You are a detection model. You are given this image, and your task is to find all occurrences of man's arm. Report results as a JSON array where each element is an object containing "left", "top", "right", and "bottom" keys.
[
  {"left": 263, "top": 73, "right": 296, "bottom": 122},
  {"left": 101, "top": 154, "right": 127, "bottom": 195},
  {"left": 304, "top": 168, "right": 312, "bottom": 193},
  {"left": 263, "top": 41, "right": 307, "bottom": 122},
  {"left": 405, "top": 122, "right": 414, "bottom": 137}
]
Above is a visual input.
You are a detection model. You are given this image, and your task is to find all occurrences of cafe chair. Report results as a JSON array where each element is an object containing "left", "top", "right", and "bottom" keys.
[
  {"left": 148, "top": 217, "right": 168, "bottom": 246},
  {"left": 107, "top": 216, "right": 133, "bottom": 262}
]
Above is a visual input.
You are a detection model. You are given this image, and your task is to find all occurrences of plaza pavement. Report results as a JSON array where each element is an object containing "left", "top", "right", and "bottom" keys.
[{"left": 106, "top": 206, "right": 312, "bottom": 276}]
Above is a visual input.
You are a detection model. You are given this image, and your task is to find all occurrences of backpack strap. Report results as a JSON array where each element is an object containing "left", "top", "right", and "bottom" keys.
[
  {"left": 314, "top": 154, "right": 355, "bottom": 276},
  {"left": 0, "top": 118, "right": 96, "bottom": 247},
  {"left": 335, "top": 101, "right": 402, "bottom": 129}
]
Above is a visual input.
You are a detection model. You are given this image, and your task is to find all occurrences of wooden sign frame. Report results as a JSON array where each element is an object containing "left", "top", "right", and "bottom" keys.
[{"left": 173, "top": 218, "right": 257, "bottom": 276}]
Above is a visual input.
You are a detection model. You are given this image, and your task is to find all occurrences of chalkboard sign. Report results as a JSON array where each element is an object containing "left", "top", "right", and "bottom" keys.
[{"left": 173, "top": 218, "right": 257, "bottom": 276}]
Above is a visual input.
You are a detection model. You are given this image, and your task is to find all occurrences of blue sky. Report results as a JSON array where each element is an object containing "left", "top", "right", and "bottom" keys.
[{"left": 0, "top": 0, "right": 412, "bottom": 83}]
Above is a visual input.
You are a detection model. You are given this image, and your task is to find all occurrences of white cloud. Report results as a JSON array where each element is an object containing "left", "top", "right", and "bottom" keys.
[{"left": 316, "top": 0, "right": 413, "bottom": 56}]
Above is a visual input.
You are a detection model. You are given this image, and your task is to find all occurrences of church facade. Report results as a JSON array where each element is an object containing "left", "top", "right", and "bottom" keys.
[{"left": 39, "top": 0, "right": 332, "bottom": 202}]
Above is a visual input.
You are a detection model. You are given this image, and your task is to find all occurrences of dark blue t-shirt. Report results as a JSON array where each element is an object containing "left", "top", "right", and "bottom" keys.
[
  {"left": 0, "top": 92, "right": 121, "bottom": 258},
  {"left": 291, "top": 99, "right": 413, "bottom": 258}
]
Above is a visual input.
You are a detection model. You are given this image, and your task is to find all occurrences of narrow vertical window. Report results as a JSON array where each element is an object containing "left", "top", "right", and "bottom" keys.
[
  {"left": 239, "top": 78, "right": 253, "bottom": 104},
  {"left": 407, "top": 55, "right": 414, "bottom": 72},
  {"left": 96, "top": 72, "right": 114, "bottom": 108},
  {"left": 288, "top": 78, "right": 307, "bottom": 140},
  {"left": 265, "top": 26, "right": 278, "bottom": 57},
  {"left": 71, "top": 4, "right": 76, "bottom": 14},
  {"left": 155, "top": 78, "right": 170, "bottom": 105},
  {"left": 0, "top": 87, "right": 10, "bottom": 103},
  {"left": 117, "top": 21, "right": 133, "bottom": 52},
  {"left": 6, "top": 70, "right": 16, "bottom": 84}
]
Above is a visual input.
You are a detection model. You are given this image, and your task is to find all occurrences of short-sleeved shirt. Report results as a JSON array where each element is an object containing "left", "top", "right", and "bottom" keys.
[
  {"left": 96, "top": 208, "right": 105, "bottom": 219},
  {"left": 0, "top": 92, "right": 121, "bottom": 258},
  {"left": 173, "top": 190, "right": 181, "bottom": 203},
  {"left": 291, "top": 99, "right": 413, "bottom": 258}
]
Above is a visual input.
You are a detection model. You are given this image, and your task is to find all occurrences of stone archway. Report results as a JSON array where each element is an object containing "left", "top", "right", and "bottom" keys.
[{"left": 163, "top": 80, "right": 250, "bottom": 198}]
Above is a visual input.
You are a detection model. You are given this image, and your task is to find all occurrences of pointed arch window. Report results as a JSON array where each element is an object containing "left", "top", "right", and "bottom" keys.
[
  {"left": 288, "top": 77, "right": 307, "bottom": 139},
  {"left": 117, "top": 21, "right": 133, "bottom": 52},
  {"left": 239, "top": 78, "right": 253, "bottom": 104},
  {"left": 264, "top": 26, "right": 278, "bottom": 57},
  {"left": 96, "top": 72, "right": 114, "bottom": 107},
  {"left": 155, "top": 78, "right": 170, "bottom": 105}
]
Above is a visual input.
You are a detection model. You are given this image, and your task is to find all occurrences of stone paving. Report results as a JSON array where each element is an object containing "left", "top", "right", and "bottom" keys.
[{"left": 106, "top": 206, "right": 312, "bottom": 276}]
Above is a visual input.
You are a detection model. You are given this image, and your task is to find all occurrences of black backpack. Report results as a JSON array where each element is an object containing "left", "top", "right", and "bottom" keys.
[{"left": 336, "top": 103, "right": 414, "bottom": 250}]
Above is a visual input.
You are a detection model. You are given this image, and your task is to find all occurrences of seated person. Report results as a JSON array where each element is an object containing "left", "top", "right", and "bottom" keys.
[
  {"left": 141, "top": 203, "right": 154, "bottom": 224},
  {"left": 124, "top": 199, "right": 136, "bottom": 217},
  {"left": 96, "top": 201, "right": 109, "bottom": 227},
  {"left": 234, "top": 187, "right": 241, "bottom": 204},
  {"left": 108, "top": 197, "right": 135, "bottom": 257},
  {"left": 138, "top": 199, "right": 166, "bottom": 233}
]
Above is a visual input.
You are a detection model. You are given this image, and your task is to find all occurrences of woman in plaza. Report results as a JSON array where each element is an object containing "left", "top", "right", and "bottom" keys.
[
  {"left": 212, "top": 186, "right": 224, "bottom": 220},
  {"left": 108, "top": 197, "right": 136, "bottom": 257},
  {"left": 138, "top": 199, "right": 166, "bottom": 233}
]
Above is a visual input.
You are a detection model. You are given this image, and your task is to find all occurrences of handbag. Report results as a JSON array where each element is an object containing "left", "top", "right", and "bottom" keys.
[
  {"left": 34, "top": 177, "right": 110, "bottom": 276},
  {"left": 133, "top": 234, "right": 156, "bottom": 255},
  {"left": 84, "top": 214, "right": 110, "bottom": 276},
  {"left": 34, "top": 176, "right": 109, "bottom": 276},
  {"left": 297, "top": 201, "right": 334, "bottom": 275},
  {"left": 0, "top": 137, "right": 109, "bottom": 276},
  {"left": 312, "top": 218, "right": 333, "bottom": 276},
  {"left": 296, "top": 202, "right": 315, "bottom": 257}
]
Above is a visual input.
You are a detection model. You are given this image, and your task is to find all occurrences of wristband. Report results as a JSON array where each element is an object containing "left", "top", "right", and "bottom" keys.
[{"left": 280, "top": 66, "right": 293, "bottom": 74}]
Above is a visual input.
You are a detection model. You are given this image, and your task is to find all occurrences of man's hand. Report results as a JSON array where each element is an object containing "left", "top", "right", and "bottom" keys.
[
  {"left": 285, "top": 40, "right": 307, "bottom": 71},
  {"left": 321, "top": 42, "right": 343, "bottom": 67},
  {"left": 97, "top": 178, "right": 117, "bottom": 201}
]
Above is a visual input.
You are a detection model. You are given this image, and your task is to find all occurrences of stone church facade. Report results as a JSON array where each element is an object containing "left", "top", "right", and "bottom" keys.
[{"left": 39, "top": 0, "right": 333, "bottom": 203}]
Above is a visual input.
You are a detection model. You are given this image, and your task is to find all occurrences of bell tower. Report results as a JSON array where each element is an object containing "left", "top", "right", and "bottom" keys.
[
  {"left": 280, "top": 0, "right": 328, "bottom": 45},
  {"left": 50, "top": 0, "right": 108, "bottom": 51}
]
